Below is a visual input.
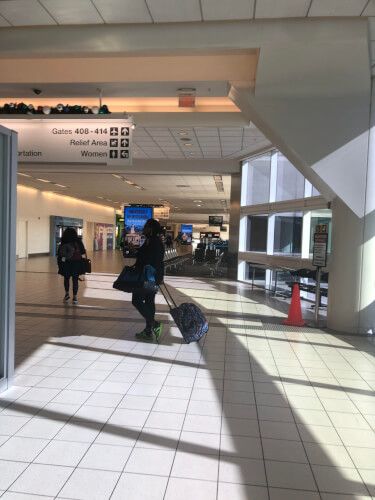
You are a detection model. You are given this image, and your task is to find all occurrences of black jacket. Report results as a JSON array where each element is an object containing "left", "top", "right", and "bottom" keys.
[
  {"left": 57, "top": 239, "right": 86, "bottom": 277},
  {"left": 135, "top": 236, "right": 164, "bottom": 284}
]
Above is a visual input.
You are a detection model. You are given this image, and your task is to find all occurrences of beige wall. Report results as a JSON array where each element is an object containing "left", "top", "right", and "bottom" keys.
[{"left": 17, "top": 185, "right": 115, "bottom": 256}]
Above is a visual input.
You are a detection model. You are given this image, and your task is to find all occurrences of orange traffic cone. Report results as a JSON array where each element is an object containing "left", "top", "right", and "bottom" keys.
[{"left": 283, "top": 283, "right": 305, "bottom": 327}]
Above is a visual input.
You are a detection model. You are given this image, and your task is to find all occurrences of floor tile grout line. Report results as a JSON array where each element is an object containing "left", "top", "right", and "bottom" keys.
[
  {"left": 241, "top": 295, "right": 271, "bottom": 500},
  {"left": 5, "top": 326, "right": 133, "bottom": 497},
  {"left": 161, "top": 289, "right": 219, "bottom": 500},
  {"left": 257, "top": 309, "right": 323, "bottom": 499},
  {"left": 107, "top": 321, "right": 182, "bottom": 499},
  {"left": 215, "top": 294, "right": 226, "bottom": 500},
  {"left": 297, "top": 328, "right": 375, "bottom": 497},
  {"left": 275, "top": 323, "right": 372, "bottom": 496}
]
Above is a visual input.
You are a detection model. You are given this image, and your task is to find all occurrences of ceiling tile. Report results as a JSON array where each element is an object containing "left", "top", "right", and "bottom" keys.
[
  {"left": 0, "top": 0, "right": 56, "bottom": 26},
  {"left": 309, "top": 0, "right": 368, "bottom": 16},
  {"left": 255, "top": 0, "right": 310, "bottom": 18},
  {"left": 363, "top": 2, "right": 375, "bottom": 15},
  {"left": 41, "top": 0, "right": 103, "bottom": 24},
  {"left": 146, "top": 0, "right": 201, "bottom": 22},
  {"left": 201, "top": 0, "right": 254, "bottom": 20},
  {"left": 93, "top": 0, "right": 152, "bottom": 23}
]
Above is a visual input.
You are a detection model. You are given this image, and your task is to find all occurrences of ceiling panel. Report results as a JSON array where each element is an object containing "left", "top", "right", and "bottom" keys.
[
  {"left": 146, "top": 0, "right": 202, "bottom": 22},
  {"left": 255, "top": 0, "right": 310, "bottom": 18},
  {"left": 0, "top": 0, "right": 56, "bottom": 26},
  {"left": 309, "top": 0, "right": 368, "bottom": 16},
  {"left": 41, "top": 0, "right": 103, "bottom": 25},
  {"left": 201, "top": 0, "right": 254, "bottom": 21},
  {"left": 17, "top": 172, "right": 232, "bottom": 213},
  {"left": 93, "top": 0, "right": 153, "bottom": 23}
]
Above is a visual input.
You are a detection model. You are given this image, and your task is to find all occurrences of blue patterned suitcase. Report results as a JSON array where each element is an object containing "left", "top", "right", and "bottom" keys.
[{"left": 161, "top": 284, "right": 209, "bottom": 343}]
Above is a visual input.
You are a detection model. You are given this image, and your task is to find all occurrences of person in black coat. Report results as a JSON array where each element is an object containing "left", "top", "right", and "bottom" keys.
[
  {"left": 132, "top": 219, "right": 165, "bottom": 341},
  {"left": 57, "top": 227, "right": 87, "bottom": 305}
]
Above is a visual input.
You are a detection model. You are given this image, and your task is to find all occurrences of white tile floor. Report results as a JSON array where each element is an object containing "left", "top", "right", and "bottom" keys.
[{"left": 0, "top": 265, "right": 374, "bottom": 499}]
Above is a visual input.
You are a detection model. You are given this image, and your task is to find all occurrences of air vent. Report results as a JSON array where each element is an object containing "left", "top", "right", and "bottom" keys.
[{"left": 176, "top": 185, "right": 191, "bottom": 188}]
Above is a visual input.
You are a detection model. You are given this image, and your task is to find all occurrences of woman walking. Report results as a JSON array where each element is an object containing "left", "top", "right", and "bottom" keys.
[
  {"left": 132, "top": 219, "right": 164, "bottom": 342},
  {"left": 57, "top": 227, "right": 87, "bottom": 305}
]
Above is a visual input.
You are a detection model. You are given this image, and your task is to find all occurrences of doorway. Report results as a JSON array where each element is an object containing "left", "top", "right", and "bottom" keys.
[{"left": 16, "top": 219, "right": 28, "bottom": 259}]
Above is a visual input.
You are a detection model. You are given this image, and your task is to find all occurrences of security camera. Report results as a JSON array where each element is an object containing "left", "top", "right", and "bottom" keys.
[{"left": 32, "top": 88, "right": 42, "bottom": 95}]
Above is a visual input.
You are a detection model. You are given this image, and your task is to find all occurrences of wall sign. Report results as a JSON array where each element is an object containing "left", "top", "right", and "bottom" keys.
[
  {"left": 312, "top": 224, "right": 328, "bottom": 267},
  {"left": 0, "top": 119, "right": 132, "bottom": 167}
]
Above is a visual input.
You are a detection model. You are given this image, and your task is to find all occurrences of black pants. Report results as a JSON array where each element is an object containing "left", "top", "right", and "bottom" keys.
[
  {"left": 64, "top": 275, "right": 79, "bottom": 296},
  {"left": 132, "top": 292, "right": 156, "bottom": 333}
]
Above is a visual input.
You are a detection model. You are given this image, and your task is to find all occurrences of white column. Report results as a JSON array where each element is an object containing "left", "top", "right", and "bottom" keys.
[
  {"left": 301, "top": 211, "right": 312, "bottom": 260},
  {"left": 327, "top": 79, "right": 375, "bottom": 334}
]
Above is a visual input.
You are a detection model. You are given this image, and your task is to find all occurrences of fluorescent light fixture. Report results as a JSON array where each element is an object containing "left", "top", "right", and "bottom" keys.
[
  {"left": 194, "top": 200, "right": 202, "bottom": 203},
  {"left": 17, "top": 172, "right": 31, "bottom": 177},
  {"left": 125, "top": 180, "right": 135, "bottom": 185},
  {"left": 112, "top": 174, "right": 123, "bottom": 179},
  {"left": 36, "top": 178, "right": 51, "bottom": 183},
  {"left": 184, "top": 143, "right": 192, "bottom": 147},
  {"left": 97, "top": 196, "right": 104, "bottom": 199},
  {"left": 54, "top": 184, "right": 67, "bottom": 188}
]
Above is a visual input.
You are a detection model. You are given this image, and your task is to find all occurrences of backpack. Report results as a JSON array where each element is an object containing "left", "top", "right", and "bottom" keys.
[{"left": 60, "top": 242, "right": 78, "bottom": 262}]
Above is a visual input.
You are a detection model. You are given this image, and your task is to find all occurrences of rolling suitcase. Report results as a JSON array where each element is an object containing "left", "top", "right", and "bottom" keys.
[{"left": 160, "top": 284, "right": 209, "bottom": 343}]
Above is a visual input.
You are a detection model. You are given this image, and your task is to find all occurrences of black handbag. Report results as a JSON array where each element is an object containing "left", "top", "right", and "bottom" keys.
[
  {"left": 82, "top": 258, "right": 92, "bottom": 274},
  {"left": 113, "top": 266, "right": 144, "bottom": 293},
  {"left": 113, "top": 265, "right": 158, "bottom": 294}
]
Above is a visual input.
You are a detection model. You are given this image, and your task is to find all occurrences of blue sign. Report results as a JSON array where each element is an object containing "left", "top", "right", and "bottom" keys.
[
  {"left": 124, "top": 206, "right": 153, "bottom": 232},
  {"left": 180, "top": 224, "right": 193, "bottom": 245},
  {"left": 123, "top": 206, "right": 153, "bottom": 256}
]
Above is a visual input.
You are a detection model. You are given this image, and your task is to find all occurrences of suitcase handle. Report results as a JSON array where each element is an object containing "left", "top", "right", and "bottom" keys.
[{"left": 159, "top": 283, "right": 177, "bottom": 310}]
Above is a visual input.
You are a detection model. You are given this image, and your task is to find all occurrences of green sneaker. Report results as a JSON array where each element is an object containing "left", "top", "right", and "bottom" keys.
[
  {"left": 153, "top": 321, "right": 163, "bottom": 343},
  {"left": 135, "top": 329, "right": 153, "bottom": 342}
]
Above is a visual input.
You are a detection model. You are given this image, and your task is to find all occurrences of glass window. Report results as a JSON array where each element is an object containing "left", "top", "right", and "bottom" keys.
[
  {"left": 309, "top": 210, "right": 332, "bottom": 255},
  {"left": 275, "top": 153, "right": 305, "bottom": 201},
  {"left": 246, "top": 263, "right": 266, "bottom": 288},
  {"left": 247, "top": 215, "right": 268, "bottom": 252},
  {"left": 312, "top": 186, "right": 320, "bottom": 197},
  {"left": 244, "top": 154, "right": 271, "bottom": 206},
  {"left": 274, "top": 212, "right": 303, "bottom": 256}
]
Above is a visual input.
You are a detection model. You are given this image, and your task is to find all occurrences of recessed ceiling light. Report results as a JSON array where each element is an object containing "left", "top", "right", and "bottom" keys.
[
  {"left": 36, "top": 178, "right": 51, "bottom": 183},
  {"left": 194, "top": 200, "right": 202, "bottom": 203},
  {"left": 183, "top": 143, "right": 192, "bottom": 147},
  {"left": 197, "top": 204, "right": 202, "bottom": 207},
  {"left": 18, "top": 172, "right": 31, "bottom": 177}
]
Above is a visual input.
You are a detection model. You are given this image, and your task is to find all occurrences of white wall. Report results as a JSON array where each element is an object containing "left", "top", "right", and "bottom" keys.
[{"left": 17, "top": 185, "right": 116, "bottom": 255}]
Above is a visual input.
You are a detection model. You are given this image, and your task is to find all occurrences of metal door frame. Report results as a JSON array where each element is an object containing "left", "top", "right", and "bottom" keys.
[{"left": 0, "top": 124, "right": 17, "bottom": 392}]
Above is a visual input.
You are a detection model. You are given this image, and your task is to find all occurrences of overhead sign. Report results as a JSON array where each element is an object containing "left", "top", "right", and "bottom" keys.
[
  {"left": 312, "top": 224, "right": 328, "bottom": 267},
  {"left": 0, "top": 119, "right": 132, "bottom": 166}
]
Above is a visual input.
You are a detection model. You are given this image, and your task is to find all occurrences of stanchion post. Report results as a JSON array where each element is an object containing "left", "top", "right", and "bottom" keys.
[{"left": 315, "top": 266, "right": 322, "bottom": 326}]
